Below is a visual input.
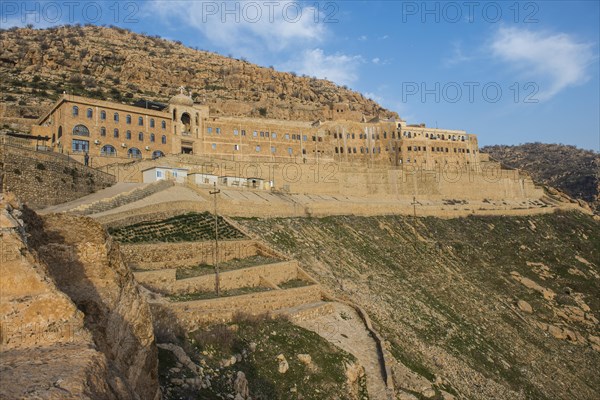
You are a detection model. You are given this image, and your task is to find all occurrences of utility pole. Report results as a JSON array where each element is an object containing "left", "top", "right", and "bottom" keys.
[
  {"left": 209, "top": 183, "right": 221, "bottom": 296},
  {"left": 411, "top": 196, "right": 421, "bottom": 243}
]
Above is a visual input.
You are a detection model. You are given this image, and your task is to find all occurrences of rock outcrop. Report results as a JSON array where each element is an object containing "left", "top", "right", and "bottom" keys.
[{"left": 0, "top": 193, "right": 160, "bottom": 399}]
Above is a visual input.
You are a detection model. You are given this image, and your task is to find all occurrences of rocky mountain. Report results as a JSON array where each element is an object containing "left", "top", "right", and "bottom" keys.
[
  {"left": 482, "top": 143, "right": 599, "bottom": 213},
  {"left": 0, "top": 24, "right": 397, "bottom": 129}
]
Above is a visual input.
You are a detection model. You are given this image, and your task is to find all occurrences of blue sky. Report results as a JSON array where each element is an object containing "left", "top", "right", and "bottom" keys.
[{"left": 2, "top": 1, "right": 599, "bottom": 150}]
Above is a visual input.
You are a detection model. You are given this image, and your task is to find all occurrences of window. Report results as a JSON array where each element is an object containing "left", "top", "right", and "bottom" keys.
[
  {"left": 353, "top": 147, "right": 357, "bottom": 153},
  {"left": 255, "top": 145, "right": 261, "bottom": 152},
  {"left": 161, "top": 121, "right": 166, "bottom": 129},
  {"left": 302, "top": 135, "right": 307, "bottom": 141},
  {"left": 340, "top": 147, "right": 344, "bottom": 154},
  {"left": 271, "top": 146, "right": 276, "bottom": 153},
  {"left": 284, "top": 134, "right": 290, "bottom": 140},
  {"left": 334, "top": 133, "right": 337, "bottom": 139},
  {"left": 71, "top": 139, "right": 89, "bottom": 153},
  {"left": 212, "top": 143, "right": 217, "bottom": 150},
  {"left": 216, "top": 127, "right": 221, "bottom": 134},
  {"left": 150, "top": 133, "right": 155, "bottom": 142},
  {"left": 156, "top": 170, "right": 163, "bottom": 178},
  {"left": 161, "top": 135, "right": 166, "bottom": 144},
  {"left": 101, "top": 145, "right": 116, "bottom": 156},
  {"left": 100, "top": 127, "right": 106, "bottom": 137},
  {"left": 272, "top": 132, "right": 277, "bottom": 139},
  {"left": 152, "top": 151, "right": 164, "bottom": 159},
  {"left": 72, "top": 106, "right": 79, "bottom": 116},
  {"left": 86, "top": 108, "right": 93, "bottom": 119},
  {"left": 138, "top": 132, "right": 144, "bottom": 141},
  {"left": 113, "top": 128, "right": 119, "bottom": 138},
  {"left": 241, "top": 130, "right": 246, "bottom": 136},
  {"left": 352, "top": 133, "right": 355, "bottom": 139},
  {"left": 72, "top": 124, "right": 90, "bottom": 136},
  {"left": 312, "top": 136, "right": 316, "bottom": 141},
  {"left": 207, "top": 127, "right": 213, "bottom": 134},
  {"left": 335, "top": 147, "right": 339, "bottom": 154},
  {"left": 150, "top": 119, "right": 155, "bottom": 128},
  {"left": 234, "top": 144, "right": 240, "bottom": 151},
  {"left": 126, "top": 115, "right": 132, "bottom": 124},
  {"left": 253, "top": 131, "right": 258, "bottom": 137},
  {"left": 234, "top": 129, "right": 239, "bottom": 136},
  {"left": 260, "top": 131, "right": 264, "bottom": 137},
  {"left": 100, "top": 110, "right": 106, "bottom": 120},
  {"left": 128, "top": 148, "right": 142, "bottom": 159},
  {"left": 138, "top": 116, "right": 143, "bottom": 126},
  {"left": 126, "top": 130, "right": 131, "bottom": 140},
  {"left": 114, "top": 113, "right": 119, "bottom": 122},
  {"left": 287, "top": 147, "right": 293, "bottom": 155}
]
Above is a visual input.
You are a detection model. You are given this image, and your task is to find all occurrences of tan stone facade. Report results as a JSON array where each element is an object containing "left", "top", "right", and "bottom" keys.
[{"left": 34, "top": 90, "right": 479, "bottom": 168}]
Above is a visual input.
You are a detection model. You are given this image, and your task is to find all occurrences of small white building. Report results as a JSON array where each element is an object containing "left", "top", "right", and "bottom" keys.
[
  {"left": 219, "top": 176, "right": 247, "bottom": 187},
  {"left": 142, "top": 166, "right": 189, "bottom": 183},
  {"left": 189, "top": 173, "right": 219, "bottom": 186}
]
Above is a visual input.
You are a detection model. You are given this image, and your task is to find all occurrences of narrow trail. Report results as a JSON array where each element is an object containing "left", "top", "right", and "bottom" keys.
[{"left": 295, "top": 302, "right": 390, "bottom": 400}]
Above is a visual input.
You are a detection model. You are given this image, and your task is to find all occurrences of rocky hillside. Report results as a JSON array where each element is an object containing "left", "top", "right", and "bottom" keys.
[
  {"left": 0, "top": 193, "right": 161, "bottom": 399},
  {"left": 482, "top": 143, "right": 599, "bottom": 213},
  {"left": 0, "top": 24, "right": 397, "bottom": 128},
  {"left": 239, "top": 211, "right": 600, "bottom": 400}
]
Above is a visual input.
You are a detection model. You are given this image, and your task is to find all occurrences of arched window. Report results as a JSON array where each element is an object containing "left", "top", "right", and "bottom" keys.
[
  {"left": 181, "top": 112, "right": 191, "bottom": 132},
  {"left": 161, "top": 135, "right": 167, "bottom": 144},
  {"left": 100, "top": 127, "right": 106, "bottom": 137},
  {"left": 152, "top": 150, "right": 164, "bottom": 159},
  {"left": 113, "top": 128, "right": 119, "bottom": 138},
  {"left": 138, "top": 116, "right": 143, "bottom": 126},
  {"left": 73, "top": 124, "right": 90, "bottom": 136},
  {"left": 126, "top": 130, "right": 131, "bottom": 140},
  {"left": 335, "top": 147, "right": 339, "bottom": 153},
  {"left": 72, "top": 106, "right": 79, "bottom": 116},
  {"left": 114, "top": 112, "right": 119, "bottom": 122},
  {"left": 101, "top": 145, "right": 117, "bottom": 156},
  {"left": 150, "top": 118, "right": 155, "bottom": 128},
  {"left": 150, "top": 133, "right": 155, "bottom": 142},
  {"left": 58, "top": 126, "right": 63, "bottom": 139},
  {"left": 161, "top": 120, "right": 166, "bottom": 129},
  {"left": 128, "top": 147, "right": 142, "bottom": 159},
  {"left": 86, "top": 108, "right": 93, "bottom": 118},
  {"left": 138, "top": 132, "right": 144, "bottom": 141},
  {"left": 126, "top": 115, "right": 132, "bottom": 124},
  {"left": 172, "top": 108, "right": 177, "bottom": 121},
  {"left": 195, "top": 113, "right": 199, "bottom": 125},
  {"left": 100, "top": 110, "right": 106, "bottom": 120}
]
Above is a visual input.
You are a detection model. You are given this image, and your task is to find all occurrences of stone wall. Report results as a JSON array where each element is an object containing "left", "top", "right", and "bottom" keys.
[
  {"left": 161, "top": 284, "right": 322, "bottom": 327},
  {"left": 135, "top": 260, "right": 301, "bottom": 294},
  {"left": 120, "top": 239, "right": 274, "bottom": 270},
  {"left": 1, "top": 142, "right": 116, "bottom": 208}
]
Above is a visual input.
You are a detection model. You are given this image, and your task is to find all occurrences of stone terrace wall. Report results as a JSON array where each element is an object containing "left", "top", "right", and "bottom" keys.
[
  {"left": 0, "top": 143, "right": 116, "bottom": 208},
  {"left": 135, "top": 260, "right": 301, "bottom": 294},
  {"left": 160, "top": 284, "right": 322, "bottom": 327},
  {"left": 120, "top": 239, "right": 278, "bottom": 269}
]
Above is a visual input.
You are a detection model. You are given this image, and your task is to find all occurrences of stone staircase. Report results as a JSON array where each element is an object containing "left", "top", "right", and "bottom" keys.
[{"left": 71, "top": 179, "right": 174, "bottom": 215}]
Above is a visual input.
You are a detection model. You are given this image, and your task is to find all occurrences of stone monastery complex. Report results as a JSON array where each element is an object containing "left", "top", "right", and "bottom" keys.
[{"left": 33, "top": 88, "right": 480, "bottom": 168}]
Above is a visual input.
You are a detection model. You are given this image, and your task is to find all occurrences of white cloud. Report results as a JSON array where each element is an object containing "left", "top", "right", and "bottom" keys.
[
  {"left": 443, "top": 42, "right": 473, "bottom": 66},
  {"left": 358, "top": 35, "right": 367, "bottom": 41},
  {"left": 372, "top": 57, "right": 380, "bottom": 64},
  {"left": 489, "top": 26, "right": 596, "bottom": 100},
  {"left": 379, "top": 35, "right": 389, "bottom": 40},
  {"left": 146, "top": 0, "right": 326, "bottom": 57},
  {"left": 364, "top": 92, "right": 383, "bottom": 103},
  {"left": 279, "top": 49, "right": 363, "bottom": 86}
]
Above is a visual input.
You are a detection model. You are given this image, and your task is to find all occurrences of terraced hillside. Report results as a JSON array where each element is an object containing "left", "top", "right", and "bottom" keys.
[
  {"left": 108, "top": 212, "right": 245, "bottom": 243},
  {"left": 238, "top": 211, "right": 600, "bottom": 400}
]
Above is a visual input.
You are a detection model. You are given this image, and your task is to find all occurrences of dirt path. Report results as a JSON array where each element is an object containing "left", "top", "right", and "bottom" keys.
[{"left": 295, "top": 302, "right": 390, "bottom": 400}]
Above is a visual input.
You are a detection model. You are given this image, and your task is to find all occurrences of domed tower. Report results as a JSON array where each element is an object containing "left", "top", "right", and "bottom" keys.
[{"left": 168, "top": 86, "right": 208, "bottom": 154}]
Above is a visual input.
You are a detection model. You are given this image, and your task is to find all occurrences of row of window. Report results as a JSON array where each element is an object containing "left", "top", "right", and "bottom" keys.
[
  {"left": 207, "top": 127, "right": 319, "bottom": 142},
  {"left": 210, "top": 143, "right": 300, "bottom": 155},
  {"left": 403, "top": 131, "right": 466, "bottom": 141},
  {"left": 407, "top": 146, "right": 470, "bottom": 154},
  {"left": 71, "top": 139, "right": 164, "bottom": 159},
  {"left": 335, "top": 147, "right": 382, "bottom": 154},
  {"left": 72, "top": 106, "right": 167, "bottom": 129},
  {"left": 72, "top": 124, "right": 168, "bottom": 144}
]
